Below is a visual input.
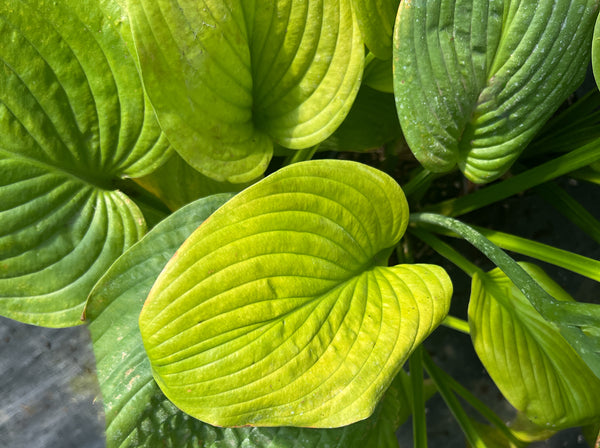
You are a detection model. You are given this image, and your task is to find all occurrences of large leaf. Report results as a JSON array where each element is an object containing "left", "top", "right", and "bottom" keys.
[
  {"left": 126, "top": 0, "right": 364, "bottom": 183},
  {"left": 469, "top": 262, "right": 600, "bottom": 428},
  {"left": 85, "top": 193, "right": 410, "bottom": 448},
  {"left": 394, "top": 0, "right": 598, "bottom": 183},
  {"left": 139, "top": 159, "right": 452, "bottom": 428},
  {"left": 0, "top": 0, "right": 170, "bottom": 327},
  {"left": 352, "top": 0, "right": 400, "bottom": 59}
]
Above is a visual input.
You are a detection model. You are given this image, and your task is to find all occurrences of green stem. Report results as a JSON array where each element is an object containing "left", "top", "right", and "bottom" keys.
[
  {"left": 441, "top": 315, "right": 470, "bottom": 334},
  {"left": 284, "top": 145, "right": 319, "bottom": 165},
  {"left": 410, "top": 212, "right": 600, "bottom": 378},
  {"left": 419, "top": 224, "right": 600, "bottom": 282},
  {"left": 437, "top": 360, "right": 528, "bottom": 448},
  {"left": 424, "top": 138, "right": 600, "bottom": 217},
  {"left": 410, "top": 346, "right": 428, "bottom": 448},
  {"left": 409, "top": 227, "right": 481, "bottom": 277},
  {"left": 410, "top": 212, "right": 558, "bottom": 315},
  {"left": 422, "top": 352, "right": 487, "bottom": 448},
  {"left": 535, "top": 182, "right": 600, "bottom": 244},
  {"left": 403, "top": 168, "right": 437, "bottom": 199},
  {"left": 476, "top": 226, "right": 600, "bottom": 282}
]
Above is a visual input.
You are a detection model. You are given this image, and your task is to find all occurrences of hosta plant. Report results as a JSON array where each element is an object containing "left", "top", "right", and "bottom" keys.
[{"left": 1, "top": 0, "right": 600, "bottom": 447}]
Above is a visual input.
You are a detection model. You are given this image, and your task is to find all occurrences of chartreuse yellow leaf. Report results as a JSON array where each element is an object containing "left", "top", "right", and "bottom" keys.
[
  {"left": 394, "top": 0, "right": 598, "bottom": 183},
  {"left": 0, "top": 0, "right": 170, "bottom": 327},
  {"left": 352, "top": 0, "right": 400, "bottom": 59},
  {"left": 140, "top": 159, "right": 452, "bottom": 428},
  {"left": 469, "top": 263, "right": 600, "bottom": 429},
  {"left": 126, "top": 0, "right": 364, "bottom": 183},
  {"left": 87, "top": 193, "right": 428, "bottom": 447}
]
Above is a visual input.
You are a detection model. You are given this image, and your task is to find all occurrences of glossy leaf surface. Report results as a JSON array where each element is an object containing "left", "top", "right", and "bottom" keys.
[
  {"left": 394, "top": 0, "right": 598, "bottom": 183},
  {"left": 469, "top": 263, "right": 600, "bottom": 428},
  {"left": 86, "top": 193, "right": 409, "bottom": 447},
  {"left": 0, "top": 0, "right": 170, "bottom": 327},
  {"left": 140, "top": 159, "right": 452, "bottom": 427},
  {"left": 126, "top": 0, "right": 364, "bottom": 183}
]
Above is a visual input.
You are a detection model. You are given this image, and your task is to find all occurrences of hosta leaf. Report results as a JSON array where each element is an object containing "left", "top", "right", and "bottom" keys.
[
  {"left": 394, "top": 0, "right": 598, "bottom": 183},
  {"left": 0, "top": 0, "right": 170, "bottom": 327},
  {"left": 134, "top": 152, "right": 255, "bottom": 212},
  {"left": 469, "top": 262, "right": 600, "bottom": 428},
  {"left": 140, "top": 159, "right": 452, "bottom": 427},
  {"left": 86, "top": 193, "right": 409, "bottom": 448},
  {"left": 364, "top": 55, "right": 394, "bottom": 93},
  {"left": 352, "top": 0, "right": 400, "bottom": 59},
  {"left": 593, "top": 11, "right": 600, "bottom": 91},
  {"left": 319, "top": 85, "right": 402, "bottom": 152},
  {"left": 126, "top": 0, "right": 364, "bottom": 183}
]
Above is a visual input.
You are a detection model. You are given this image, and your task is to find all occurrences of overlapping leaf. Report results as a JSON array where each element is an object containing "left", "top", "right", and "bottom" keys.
[
  {"left": 394, "top": 0, "right": 598, "bottom": 183},
  {"left": 126, "top": 0, "right": 364, "bottom": 183},
  {"left": 0, "top": 0, "right": 170, "bottom": 327},
  {"left": 469, "top": 263, "right": 600, "bottom": 428},
  {"left": 86, "top": 193, "right": 410, "bottom": 448},
  {"left": 319, "top": 85, "right": 402, "bottom": 152},
  {"left": 352, "top": 0, "right": 400, "bottom": 59},
  {"left": 140, "top": 159, "right": 452, "bottom": 427},
  {"left": 134, "top": 152, "right": 255, "bottom": 212}
]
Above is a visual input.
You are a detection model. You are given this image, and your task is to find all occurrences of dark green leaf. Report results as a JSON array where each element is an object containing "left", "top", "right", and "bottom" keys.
[{"left": 394, "top": 0, "right": 598, "bottom": 183}]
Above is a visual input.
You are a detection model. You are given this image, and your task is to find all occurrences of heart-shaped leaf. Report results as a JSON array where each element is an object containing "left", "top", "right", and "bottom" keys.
[
  {"left": 0, "top": 0, "right": 170, "bottom": 327},
  {"left": 126, "top": 0, "right": 364, "bottom": 183},
  {"left": 86, "top": 193, "right": 413, "bottom": 447},
  {"left": 469, "top": 262, "right": 600, "bottom": 428},
  {"left": 352, "top": 0, "right": 400, "bottom": 60},
  {"left": 394, "top": 0, "right": 598, "bottom": 183},
  {"left": 140, "top": 159, "right": 452, "bottom": 428}
]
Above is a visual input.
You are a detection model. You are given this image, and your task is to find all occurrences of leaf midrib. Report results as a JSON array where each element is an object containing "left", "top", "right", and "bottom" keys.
[{"left": 1, "top": 147, "right": 116, "bottom": 191}]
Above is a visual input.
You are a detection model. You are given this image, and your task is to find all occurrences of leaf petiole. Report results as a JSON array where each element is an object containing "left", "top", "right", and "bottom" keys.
[{"left": 409, "top": 345, "right": 428, "bottom": 448}]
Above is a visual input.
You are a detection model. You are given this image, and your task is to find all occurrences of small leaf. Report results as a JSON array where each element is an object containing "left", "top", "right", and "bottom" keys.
[
  {"left": 352, "top": 0, "right": 400, "bottom": 59},
  {"left": 0, "top": 0, "right": 170, "bottom": 327},
  {"left": 140, "top": 159, "right": 452, "bottom": 427},
  {"left": 134, "top": 152, "right": 256, "bottom": 212},
  {"left": 394, "top": 0, "right": 599, "bottom": 183},
  {"left": 126, "top": 0, "right": 364, "bottom": 182},
  {"left": 86, "top": 193, "right": 412, "bottom": 447},
  {"left": 469, "top": 262, "right": 600, "bottom": 428}
]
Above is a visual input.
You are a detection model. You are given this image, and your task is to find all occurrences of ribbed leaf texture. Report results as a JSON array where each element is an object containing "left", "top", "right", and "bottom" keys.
[
  {"left": 394, "top": 0, "right": 598, "bottom": 183},
  {"left": 126, "top": 0, "right": 364, "bottom": 183},
  {"left": 352, "top": 0, "right": 400, "bottom": 59},
  {"left": 86, "top": 193, "right": 409, "bottom": 448},
  {"left": 0, "top": 0, "right": 170, "bottom": 327},
  {"left": 469, "top": 263, "right": 600, "bottom": 428},
  {"left": 140, "top": 159, "right": 452, "bottom": 427}
]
